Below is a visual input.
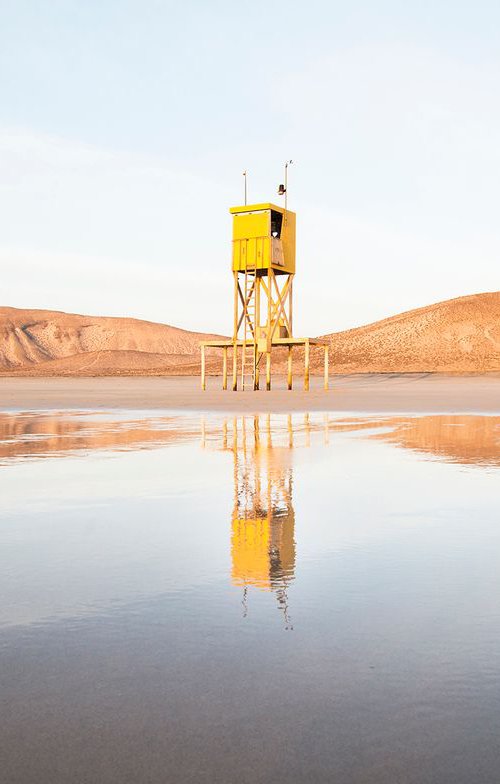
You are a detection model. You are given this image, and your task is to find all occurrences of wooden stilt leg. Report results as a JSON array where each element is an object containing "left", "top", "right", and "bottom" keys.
[
  {"left": 287, "top": 345, "right": 293, "bottom": 390},
  {"left": 255, "top": 277, "right": 260, "bottom": 391},
  {"left": 304, "top": 339, "right": 310, "bottom": 391},
  {"left": 324, "top": 345, "right": 329, "bottom": 390},
  {"left": 201, "top": 345, "right": 206, "bottom": 391},
  {"left": 232, "top": 343, "right": 238, "bottom": 391},
  {"left": 253, "top": 344, "right": 259, "bottom": 390},
  {"left": 266, "top": 351, "right": 271, "bottom": 391},
  {"left": 222, "top": 346, "right": 228, "bottom": 390}
]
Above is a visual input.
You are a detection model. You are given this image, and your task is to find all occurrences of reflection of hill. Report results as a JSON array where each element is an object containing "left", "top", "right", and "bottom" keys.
[
  {"left": 330, "top": 415, "right": 500, "bottom": 467},
  {"left": 3, "top": 412, "right": 498, "bottom": 469},
  {"left": 0, "top": 412, "right": 197, "bottom": 462},
  {"left": 372, "top": 415, "right": 500, "bottom": 467}
]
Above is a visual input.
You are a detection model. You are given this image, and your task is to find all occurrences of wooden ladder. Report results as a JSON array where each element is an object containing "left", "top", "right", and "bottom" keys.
[{"left": 241, "top": 264, "right": 257, "bottom": 390}]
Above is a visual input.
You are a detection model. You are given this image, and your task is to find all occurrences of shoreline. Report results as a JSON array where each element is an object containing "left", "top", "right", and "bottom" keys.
[{"left": 1, "top": 374, "right": 500, "bottom": 413}]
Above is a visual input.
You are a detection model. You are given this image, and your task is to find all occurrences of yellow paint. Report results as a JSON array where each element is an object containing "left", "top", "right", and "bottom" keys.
[
  {"left": 229, "top": 202, "right": 283, "bottom": 214},
  {"left": 233, "top": 211, "right": 269, "bottom": 240},
  {"left": 230, "top": 202, "right": 296, "bottom": 274},
  {"left": 231, "top": 517, "right": 272, "bottom": 589},
  {"left": 231, "top": 512, "right": 296, "bottom": 591}
]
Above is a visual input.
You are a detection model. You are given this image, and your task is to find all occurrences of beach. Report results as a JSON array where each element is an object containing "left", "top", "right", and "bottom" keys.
[{"left": 2, "top": 373, "right": 499, "bottom": 412}]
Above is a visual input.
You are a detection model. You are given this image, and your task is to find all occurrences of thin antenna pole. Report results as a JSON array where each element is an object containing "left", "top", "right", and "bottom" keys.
[
  {"left": 283, "top": 159, "right": 293, "bottom": 218},
  {"left": 243, "top": 170, "right": 247, "bottom": 205},
  {"left": 285, "top": 163, "right": 288, "bottom": 213}
]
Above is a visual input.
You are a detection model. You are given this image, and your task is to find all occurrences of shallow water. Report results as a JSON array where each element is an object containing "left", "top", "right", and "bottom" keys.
[{"left": 1, "top": 410, "right": 500, "bottom": 783}]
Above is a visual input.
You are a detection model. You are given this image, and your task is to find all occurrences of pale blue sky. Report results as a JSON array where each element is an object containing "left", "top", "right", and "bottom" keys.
[{"left": 1, "top": 0, "right": 499, "bottom": 334}]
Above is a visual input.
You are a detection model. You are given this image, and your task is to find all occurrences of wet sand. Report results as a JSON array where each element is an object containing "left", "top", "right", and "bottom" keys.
[
  {"left": 2, "top": 409, "right": 500, "bottom": 784},
  {"left": 1, "top": 373, "right": 499, "bottom": 412}
]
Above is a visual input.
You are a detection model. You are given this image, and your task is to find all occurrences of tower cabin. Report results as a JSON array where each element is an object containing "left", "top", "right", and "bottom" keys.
[
  {"left": 231, "top": 202, "right": 295, "bottom": 276},
  {"left": 200, "top": 201, "right": 329, "bottom": 391}
]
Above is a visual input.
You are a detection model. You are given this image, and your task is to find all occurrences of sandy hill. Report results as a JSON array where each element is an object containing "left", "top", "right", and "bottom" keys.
[
  {"left": 319, "top": 291, "right": 500, "bottom": 373},
  {"left": 0, "top": 307, "right": 223, "bottom": 375},
  {"left": 1, "top": 292, "right": 499, "bottom": 376}
]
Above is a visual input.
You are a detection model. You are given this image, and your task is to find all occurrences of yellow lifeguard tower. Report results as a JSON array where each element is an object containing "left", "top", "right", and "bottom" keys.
[{"left": 200, "top": 175, "right": 329, "bottom": 391}]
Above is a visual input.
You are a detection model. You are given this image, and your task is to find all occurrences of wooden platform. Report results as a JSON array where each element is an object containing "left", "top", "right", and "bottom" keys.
[{"left": 200, "top": 338, "right": 329, "bottom": 392}]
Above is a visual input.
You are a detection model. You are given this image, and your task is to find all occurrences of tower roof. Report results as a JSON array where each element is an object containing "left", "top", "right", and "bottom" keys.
[{"left": 229, "top": 202, "right": 292, "bottom": 215}]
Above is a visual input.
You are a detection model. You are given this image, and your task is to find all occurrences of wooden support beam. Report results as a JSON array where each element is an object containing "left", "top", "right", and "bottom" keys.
[
  {"left": 287, "top": 345, "right": 293, "bottom": 390},
  {"left": 267, "top": 268, "right": 273, "bottom": 352},
  {"left": 260, "top": 276, "right": 270, "bottom": 297},
  {"left": 324, "top": 345, "right": 329, "bottom": 390},
  {"left": 232, "top": 343, "right": 238, "bottom": 391},
  {"left": 237, "top": 277, "right": 256, "bottom": 336},
  {"left": 266, "top": 351, "right": 271, "bottom": 391},
  {"left": 233, "top": 271, "right": 239, "bottom": 340},
  {"left": 222, "top": 346, "right": 228, "bottom": 390},
  {"left": 201, "top": 345, "right": 206, "bottom": 391},
  {"left": 255, "top": 275, "right": 261, "bottom": 392},
  {"left": 304, "top": 339, "right": 310, "bottom": 391},
  {"left": 269, "top": 274, "right": 292, "bottom": 340}
]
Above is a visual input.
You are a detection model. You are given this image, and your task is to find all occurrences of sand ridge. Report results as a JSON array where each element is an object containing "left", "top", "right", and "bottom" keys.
[
  {"left": 0, "top": 306, "right": 223, "bottom": 374},
  {"left": 1, "top": 291, "right": 499, "bottom": 376},
  {"left": 323, "top": 291, "right": 500, "bottom": 373}
]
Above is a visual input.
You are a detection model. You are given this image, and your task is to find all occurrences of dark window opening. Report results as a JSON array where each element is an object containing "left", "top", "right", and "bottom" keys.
[{"left": 271, "top": 210, "right": 283, "bottom": 239}]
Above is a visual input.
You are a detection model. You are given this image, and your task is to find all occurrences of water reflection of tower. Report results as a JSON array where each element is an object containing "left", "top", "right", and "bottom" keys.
[
  {"left": 203, "top": 414, "right": 314, "bottom": 629},
  {"left": 231, "top": 416, "right": 296, "bottom": 627}
]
